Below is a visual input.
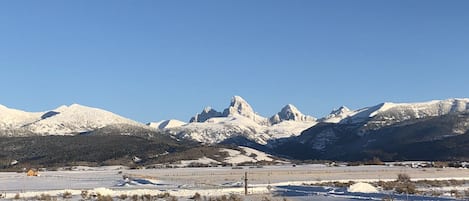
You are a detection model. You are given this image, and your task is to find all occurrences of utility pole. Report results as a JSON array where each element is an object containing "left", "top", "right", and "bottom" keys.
[{"left": 244, "top": 171, "right": 248, "bottom": 195}]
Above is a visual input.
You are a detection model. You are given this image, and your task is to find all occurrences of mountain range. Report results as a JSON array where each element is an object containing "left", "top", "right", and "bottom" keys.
[
  {"left": 1, "top": 96, "right": 469, "bottom": 164},
  {"left": 148, "top": 96, "right": 317, "bottom": 144},
  {"left": 273, "top": 98, "right": 469, "bottom": 161}
]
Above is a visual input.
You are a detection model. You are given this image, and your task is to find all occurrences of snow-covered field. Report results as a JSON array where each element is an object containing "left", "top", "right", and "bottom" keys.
[{"left": 1, "top": 165, "right": 469, "bottom": 200}]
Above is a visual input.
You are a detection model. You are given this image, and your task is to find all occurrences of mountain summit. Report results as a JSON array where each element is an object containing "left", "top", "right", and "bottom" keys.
[
  {"left": 190, "top": 107, "right": 223, "bottom": 123},
  {"left": 0, "top": 104, "right": 146, "bottom": 136},
  {"left": 222, "top": 96, "right": 269, "bottom": 125},
  {"left": 321, "top": 106, "right": 353, "bottom": 123},
  {"left": 270, "top": 104, "right": 316, "bottom": 124},
  {"left": 189, "top": 96, "right": 268, "bottom": 124}
]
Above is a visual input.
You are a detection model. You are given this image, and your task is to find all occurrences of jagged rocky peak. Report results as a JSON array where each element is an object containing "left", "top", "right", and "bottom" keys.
[
  {"left": 223, "top": 96, "right": 255, "bottom": 117},
  {"left": 270, "top": 104, "right": 315, "bottom": 124},
  {"left": 190, "top": 106, "right": 223, "bottom": 123},
  {"left": 189, "top": 96, "right": 268, "bottom": 125},
  {"left": 223, "top": 96, "right": 268, "bottom": 125},
  {"left": 331, "top": 106, "right": 351, "bottom": 115}
]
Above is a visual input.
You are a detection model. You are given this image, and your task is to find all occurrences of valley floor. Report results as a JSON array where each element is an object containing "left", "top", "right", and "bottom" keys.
[{"left": 1, "top": 165, "right": 469, "bottom": 200}]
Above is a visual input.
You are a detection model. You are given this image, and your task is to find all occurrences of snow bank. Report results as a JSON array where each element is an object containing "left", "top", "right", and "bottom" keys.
[{"left": 347, "top": 182, "right": 378, "bottom": 193}]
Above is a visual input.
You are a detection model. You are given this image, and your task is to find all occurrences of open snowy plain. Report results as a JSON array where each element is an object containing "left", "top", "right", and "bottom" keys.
[{"left": 1, "top": 165, "right": 469, "bottom": 200}]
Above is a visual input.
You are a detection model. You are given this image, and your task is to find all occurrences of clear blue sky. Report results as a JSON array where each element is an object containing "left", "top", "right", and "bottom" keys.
[{"left": 1, "top": 1, "right": 468, "bottom": 123}]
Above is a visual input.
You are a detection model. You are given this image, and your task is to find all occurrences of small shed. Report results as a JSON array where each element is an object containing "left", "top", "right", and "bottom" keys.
[{"left": 27, "top": 169, "right": 39, "bottom": 176}]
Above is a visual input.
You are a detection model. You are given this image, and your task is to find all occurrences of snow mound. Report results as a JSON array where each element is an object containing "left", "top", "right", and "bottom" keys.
[{"left": 347, "top": 182, "right": 378, "bottom": 193}]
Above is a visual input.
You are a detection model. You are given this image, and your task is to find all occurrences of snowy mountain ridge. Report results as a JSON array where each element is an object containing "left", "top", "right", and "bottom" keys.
[
  {"left": 0, "top": 104, "right": 148, "bottom": 136},
  {"left": 188, "top": 96, "right": 314, "bottom": 126},
  {"left": 0, "top": 104, "right": 43, "bottom": 130},
  {"left": 152, "top": 96, "right": 317, "bottom": 144},
  {"left": 146, "top": 97, "right": 469, "bottom": 144},
  {"left": 320, "top": 98, "right": 469, "bottom": 129},
  {"left": 2, "top": 97, "right": 468, "bottom": 141}
]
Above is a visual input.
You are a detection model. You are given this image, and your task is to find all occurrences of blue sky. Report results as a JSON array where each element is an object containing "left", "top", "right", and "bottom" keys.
[{"left": 1, "top": 1, "right": 468, "bottom": 123}]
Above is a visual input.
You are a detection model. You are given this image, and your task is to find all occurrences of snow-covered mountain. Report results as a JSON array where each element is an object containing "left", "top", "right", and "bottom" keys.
[
  {"left": 222, "top": 96, "right": 269, "bottom": 125},
  {"left": 270, "top": 104, "right": 316, "bottom": 124},
  {"left": 0, "top": 104, "right": 147, "bottom": 136},
  {"left": 277, "top": 98, "right": 469, "bottom": 161},
  {"left": 320, "top": 98, "right": 469, "bottom": 130},
  {"left": 156, "top": 96, "right": 317, "bottom": 144},
  {"left": 189, "top": 96, "right": 269, "bottom": 125},
  {"left": 0, "top": 104, "right": 43, "bottom": 130},
  {"left": 3, "top": 97, "right": 468, "bottom": 144},
  {"left": 189, "top": 107, "right": 223, "bottom": 123}
]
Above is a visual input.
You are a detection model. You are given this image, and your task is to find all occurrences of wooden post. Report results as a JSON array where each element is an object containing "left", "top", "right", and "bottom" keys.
[{"left": 244, "top": 171, "right": 248, "bottom": 195}]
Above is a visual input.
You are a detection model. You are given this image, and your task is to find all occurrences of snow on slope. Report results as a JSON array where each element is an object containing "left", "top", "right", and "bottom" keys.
[
  {"left": 239, "top": 146, "right": 275, "bottom": 162},
  {"left": 370, "top": 98, "right": 469, "bottom": 118},
  {"left": 166, "top": 115, "right": 316, "bottom": 144},
  {"left": 169, "top": 115, "right": 270, "bottom": 144},
  {"left": 0, "top": 104, "right": 43, "bottom": 130},
  {"left": 221, "top": 146, "right": 275, "bottom": 164},
  {"left": 174, "top": 146, "right": 277, "bottom": 166},
  {"left": 157, "top": 146, "right": 279, "bottom": 167},
  {"left": 321, "top": 98, "right": 469, "bottom": 128},
  {"left": 363, "top": 98, "right": 469, "bottom": 129},
  {"left": 265, "top": 120, "right": 317, "bottom": 138},
  {"left": 147, "top": 119, "right": 186, "bottom": 130},
  {"left": 321, "top": 106, "right": 354, "bottom": 123},
  {"left": 20, "top": 104, "right": 145, "bottom": 135}
]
